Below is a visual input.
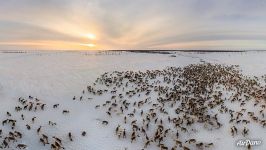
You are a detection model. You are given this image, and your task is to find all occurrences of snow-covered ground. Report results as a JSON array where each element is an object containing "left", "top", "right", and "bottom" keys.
[{"left": 0, "top": 50, "right": 265, "bottom": 150}]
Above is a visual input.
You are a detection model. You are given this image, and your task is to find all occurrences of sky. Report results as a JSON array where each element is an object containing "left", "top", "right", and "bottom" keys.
[{"left": 0, "top": 0, "right": 266, "bottom": 50}]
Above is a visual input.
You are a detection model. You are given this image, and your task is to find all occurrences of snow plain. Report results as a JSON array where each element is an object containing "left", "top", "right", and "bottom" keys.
[{"left": 0, "top": 50, "right": 265, "bottom": 150}]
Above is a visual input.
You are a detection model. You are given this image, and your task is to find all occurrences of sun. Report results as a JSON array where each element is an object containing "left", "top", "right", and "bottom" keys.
[
  {"left": 80, "top": 33, "right": 97, "bottom": 49},
  {"left": 86, "top": 33, "right": 96, "bottom": 40}
]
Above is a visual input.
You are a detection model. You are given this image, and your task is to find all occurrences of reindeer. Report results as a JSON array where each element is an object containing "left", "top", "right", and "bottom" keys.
[
  {"left": 7, "top": 112, "right": 11, "bottom": 117},
  {"left": 37, "top": 126, "right": 42, "bottom": 134},
  {"left": 26, "top": 124, "right": 31, "bottom": 130},
  {"left": 32, "top": 117, "right": 36, "bottom": 123},
  {"left": 102, "top": 121, "right": 108, "bottom": 125},
  {"left": 16, "top": 144, "right": 27, "bottom": 149},
  {"left": 53, "top": 136, "right": 62, "bottom": 144},
  {"left": 82, "top": 131, "right": 86, "bottom": 136},
  {"left": 40, "top": 138, "right": 48, "bottom": 146},
  {"left": 53, "top": 104, "right": 59, "bottom": 108},
  {"left": 62, "top": 110, "right": 70, "bottom": 114},
  {"left": 68, "top": 132, "right": 73, "bottom": 141}
]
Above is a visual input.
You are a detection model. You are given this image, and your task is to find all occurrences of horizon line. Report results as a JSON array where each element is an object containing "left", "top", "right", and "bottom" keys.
[{"left": 1, "top": 49, "right": 266, "bottom": 52}]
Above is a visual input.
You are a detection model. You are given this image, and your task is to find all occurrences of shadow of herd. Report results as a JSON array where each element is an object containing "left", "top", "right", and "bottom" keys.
[
  {"left": 1, "top": 63, "right": 266, "bottom": 150},
  {"left": 82, "top": 63, "right": 265, "bottom": 150}
]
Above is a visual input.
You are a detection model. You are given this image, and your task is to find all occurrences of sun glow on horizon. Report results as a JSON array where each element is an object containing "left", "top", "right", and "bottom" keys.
[
  {"left": 86, "top": 33, "right": 96, "bottom": 40},
  {"left": 79, "top": 33, "right": 97, "bottom": 49}
]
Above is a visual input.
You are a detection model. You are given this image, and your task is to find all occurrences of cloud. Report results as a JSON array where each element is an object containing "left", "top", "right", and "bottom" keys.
[
  {"left": 0, "top": 0, "right": 266, "bottom": 50},
  {"left": 0, "top": 20, "right": 81, "bottom": 41}
]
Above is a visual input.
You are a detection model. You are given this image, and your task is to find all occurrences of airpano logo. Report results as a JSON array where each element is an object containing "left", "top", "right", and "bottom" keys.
[{"left": 236, "top": 139, "right": 262, "bottom": 147}]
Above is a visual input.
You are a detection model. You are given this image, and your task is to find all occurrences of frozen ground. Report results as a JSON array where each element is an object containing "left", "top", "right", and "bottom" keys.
[{"left": 0, "top": 50, "right": 265, "bottom": 150}]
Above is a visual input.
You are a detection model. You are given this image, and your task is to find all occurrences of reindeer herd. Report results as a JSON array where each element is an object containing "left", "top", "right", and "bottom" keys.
[
  {"left": 73, "top": 63, "right": 265, "bottom": 150},
  {"left": 1, "top": 63, "right": 266, "bottom": 150}
]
